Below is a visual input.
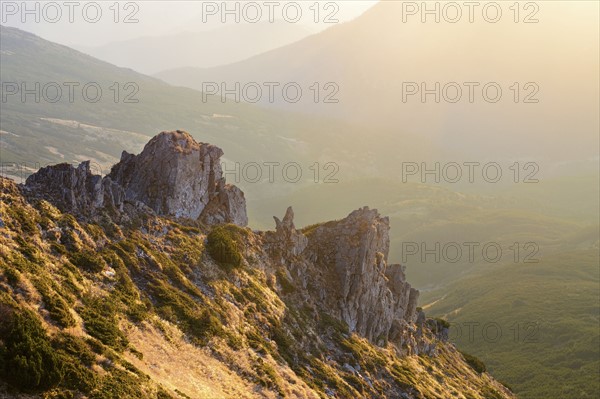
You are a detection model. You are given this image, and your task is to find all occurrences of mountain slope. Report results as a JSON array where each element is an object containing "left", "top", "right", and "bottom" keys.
[
  {"left": 0, "top": 132, "right": 515, "bottom": 398},
  {"left": 76, "top": 21, "right": 312, "bottom": 75},
  {"left": 0, "top": 25, "right": 440, "bottom": 188},
  {"left": 245, "top": 177, "right": 599, "bottom": 398},
  {"left": 157, "top": 1, "right": 600, "bottom": 161},
  {"left": 423, "top": 249, "right": 600, "bottom": 398}
]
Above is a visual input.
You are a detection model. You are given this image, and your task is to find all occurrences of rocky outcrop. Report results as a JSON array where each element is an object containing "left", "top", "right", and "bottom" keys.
[
  {"left": 23, "top": 131, "right": 247, "bottom": 226},
  {"left": 264, "top": 207, "right": 308, "bottom": 257},
  {"left": 22, "top": 132, "right": 425, "bottom": 354},
  {"left": 23, "top": 161, "right": 107, "bottom": 217},
  {"left": 198, "top": 184, "right": 247, "bottom": 227},
  {"left": 268, "top": 206, "right": 421, "bottom": 350},
  {"left": 303, "top": 207, "right": 419, "bottom": 346}
]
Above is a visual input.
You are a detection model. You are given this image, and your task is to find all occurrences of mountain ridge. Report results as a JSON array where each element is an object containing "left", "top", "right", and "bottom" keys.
[
  {"left": 0, "top": 131, "right": 515, "bottom": 398},
  {"left": 156, "top": 0, "right": 599, "bottom": 161}
]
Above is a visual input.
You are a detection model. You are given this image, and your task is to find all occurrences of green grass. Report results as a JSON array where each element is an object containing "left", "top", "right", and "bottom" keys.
[
  {"left": 80, "top": 296, "right": 128, "bottom": 351},
  {"left": 0, "top": 305, "right": 65, "bottom": 390},
  {"left": 460, "top": 351, "right": 487, "bottom": 374},
  {"left": 425, "top": 249, "right": 600, "bottom": 399}
]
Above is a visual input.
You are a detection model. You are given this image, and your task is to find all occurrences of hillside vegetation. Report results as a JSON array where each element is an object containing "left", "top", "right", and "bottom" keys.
[{"left": 0, "top": 177, "right": 514, "bottom": 398}]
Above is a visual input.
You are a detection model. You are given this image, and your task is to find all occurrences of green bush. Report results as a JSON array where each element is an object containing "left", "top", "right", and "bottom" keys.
[
  {"left": 69, "top": 251, "right": 105, "bottom": 273},
  {"left": 276, "top": 271, "right": 295, "bottom": 294},
  {"left": 271, "top": 322, "right": 295, "bottom": 364},
  {"left": 460, "top": 350, "right": 487, "bottom": 373},
  {"left": 6, "top": 205, "right": 38, "bottom": 235},
  {"left": 15, "top": 235, "right": 41, "bottom": 263},
  {"left": 435, "top": 317, "right": 451, "bottom": 329},
  {"left": 0, "top": 306, "right": 65, "bottom": 390},
  {"left": 157, "top": 388, "right": 176, "bottom": 399},
  {"left": 44, "top": 292, "right": 76, "bottom": 328},
  {"left": 52, "top": 333, "right": 96, "bottom": 367},
  {"left": 149, "top": 280, "right": 223, "bottom": 345},
  {"left": 206, "top": 226, "right": 243, "bottom": 271},
  {"left": 34, "top": 281, "right": 76, "bottom": 328},
  {"left": 319, "top": 312, "right": 350, "bottom": 336},
  {"left": 80, "top": 297, "right": 128, "bottom": 351},
  {"left": 4, "top": 266, "right": 21, "bottom": 286},
  {"left": 187, "top": 310, "right": 223, "bottom": 344}
]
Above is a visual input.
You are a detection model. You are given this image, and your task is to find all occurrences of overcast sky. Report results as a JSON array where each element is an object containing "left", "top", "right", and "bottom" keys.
[{"left": 1, "top": 1, "right": 378, "bottom": 46}]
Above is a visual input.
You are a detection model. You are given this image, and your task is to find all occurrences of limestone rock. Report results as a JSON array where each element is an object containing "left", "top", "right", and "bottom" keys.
[
  {"left": 199, "top": 183, "right": 248, "bottom": 226},
  {"left": 298, "top": 207, "right": 419, "bottom": 345},
  {"left": 108, "top": 130, "right": 247, "bottom": 225},
  {"left": 22, "top": 130, "right": 247, "bottom": 226},
  {"left": 267, "top": 206, "right": 308, "bottom": 257},
  {"left": 23, "top": 161, "right": 104, "bottom": 217}
]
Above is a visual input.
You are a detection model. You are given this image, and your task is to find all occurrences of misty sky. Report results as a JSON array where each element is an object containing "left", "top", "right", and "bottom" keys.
[{"left": 1, "top": 0, "right": 378, "bottom": 46}]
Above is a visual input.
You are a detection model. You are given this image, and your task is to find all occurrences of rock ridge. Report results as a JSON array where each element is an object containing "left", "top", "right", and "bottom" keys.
[
  {"left": 22, "top": 130, "right": 248, "bottom": 226},
  {"left": 267, "top": 206, "right": 440, "bottom": 355},
  {"left": 19, "top": 132, "right": 440, "bottom": 354}
]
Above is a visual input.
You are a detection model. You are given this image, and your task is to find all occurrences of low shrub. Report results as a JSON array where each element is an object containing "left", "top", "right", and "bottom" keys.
[
  {"left": 69, "top": 251, "right": 105, "bottom": 273},
  {"left": 0, "top": 306, "right": 65, "bottom": 390},
  {"left": 275, "top": 270, "right": 295, "bottom": 294},
  {"left": 460, "top": 350, "right": 487, "bottom": 373},
  {"left": 149, "top": 280, "right": 223, "bottom": 345},
  {"left": 80, "top": 297, "right": 128, "bottom": 351},
  {"left": 206, "top": 226, "right": 243, "bottom": 271}
]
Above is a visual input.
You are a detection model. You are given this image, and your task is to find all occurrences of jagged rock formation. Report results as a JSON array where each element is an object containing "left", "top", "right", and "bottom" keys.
[
  {"left": 23, "top": 131, "right": 247, "bottom": 226},
  {"left": 265, "top": 206, "right": 308, "bottom": 257},
  {"left": 23, "top": 161, "right": 105, "bottom": 217},
  {"left": 306, "top": 207, "right": 419, "bottom": 344},
  {"left": 265, "top": 207, "right": 431, "bottom": 355}
]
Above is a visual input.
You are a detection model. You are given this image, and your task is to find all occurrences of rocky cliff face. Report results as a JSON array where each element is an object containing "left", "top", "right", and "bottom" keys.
[
  {"left": 23, "top": 161, "right": 105, "bottom": 217},
  {"left": 305, "top": 208, "right": 420, "bottom": 346},
  {"left": 23, "top": 131, "right": 247, "bottom": 226},
  {"left": 265, "top": 206, "right": 431, "bottom": 356}
]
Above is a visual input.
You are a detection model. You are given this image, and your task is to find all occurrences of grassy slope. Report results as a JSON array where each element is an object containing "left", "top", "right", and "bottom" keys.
[
  {"left": 0, "top": 177, "right": 514, "bottom": 398},
  {"left": 423, "top": 249, "right": 600, "bottom": 398}
]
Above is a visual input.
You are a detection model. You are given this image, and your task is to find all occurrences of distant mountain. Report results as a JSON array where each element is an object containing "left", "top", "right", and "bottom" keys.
[
  {"left": 0, "top": 25, "right": 442, "bottom": 191},
  {"left": 76, "top": 21, "right": 313, "bottom": 75},
  {"left": 157, "top": 1, "right": 600, "bottom": 162}
]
